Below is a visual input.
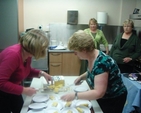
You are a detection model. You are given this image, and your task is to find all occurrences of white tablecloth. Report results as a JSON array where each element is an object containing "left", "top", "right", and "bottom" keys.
[
  {"left": 20, "top": 76, "right": 103, "bottom": 113},
  {"left": 122, "top": 74, "right": 141, "bottom": 113}
]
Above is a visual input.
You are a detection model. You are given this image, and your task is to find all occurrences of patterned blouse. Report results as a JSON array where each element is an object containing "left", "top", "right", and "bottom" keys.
[{"left": 86, "top": 51, "right": 127, "bottom": 99}]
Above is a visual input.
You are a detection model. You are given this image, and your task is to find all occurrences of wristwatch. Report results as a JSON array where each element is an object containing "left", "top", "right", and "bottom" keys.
[{"left": 75, "top": 92, "right": 78, "bottom": 100}]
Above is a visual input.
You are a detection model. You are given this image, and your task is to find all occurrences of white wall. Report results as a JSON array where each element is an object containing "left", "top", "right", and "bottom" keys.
[{"left": 24, "top": 0, "right": 141, "bottom": 31}]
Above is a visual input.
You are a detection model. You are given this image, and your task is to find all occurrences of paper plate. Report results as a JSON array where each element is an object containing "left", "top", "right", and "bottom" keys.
[
  {"left": 61, "top": 107, "right": 79, "bottom": 113},
  {"left": 75, "top": 100, "right": 92, "bottom": 108},
  {"left": 27, "top": 109, "right": 45, "bottom": 113},
  {"left": 44, "top": 107, "right": 61, "bottom": 113},
  {"left": 28, "top": 103, "right": 47, "bottom": 110},
  {"left": 32, "top": 94, "right": 49, "bottom": 103},
  {"left": 47, "top": 100, "right": 63, "bottom": 110},
  {"left": 75, "top": 106, "right": 91, "bottom": 113},
  {"left": 74, "top": 86, "right": 89, "bottom": 92}
]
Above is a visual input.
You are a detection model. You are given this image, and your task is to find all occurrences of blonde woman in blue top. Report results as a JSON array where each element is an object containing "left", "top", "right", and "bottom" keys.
[
  {"left": 61, "top": 30, "right": 127, "bottom": 113},
  {"left": 84, "top": 18, "right": 109, "bottom": 54}
]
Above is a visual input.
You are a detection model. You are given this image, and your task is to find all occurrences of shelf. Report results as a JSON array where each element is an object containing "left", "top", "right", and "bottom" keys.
[{"left": 129, "top": 14, "right": 141, "bottom": 20}]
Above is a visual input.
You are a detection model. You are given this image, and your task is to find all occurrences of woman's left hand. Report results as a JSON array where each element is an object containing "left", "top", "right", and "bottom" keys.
[
  {"left": 61, "top": 92, "right": 75, "bottom": 101},
  {"left": 123, "top": 57, "right": 132, "bottom": 63},
  {"left": 106, "top": 51, "right": 109, "bottom": 55},
  {"left": 41, "top": 71, "right": 53, "bottom": 84}
]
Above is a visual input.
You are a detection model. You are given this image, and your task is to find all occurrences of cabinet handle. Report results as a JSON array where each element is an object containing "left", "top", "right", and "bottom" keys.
[
  {"left": 51, "top": 64, "right": 60, "bottom": 67},
  {"left": 51, "top": 53, "right": 61, "bottom": 56}
]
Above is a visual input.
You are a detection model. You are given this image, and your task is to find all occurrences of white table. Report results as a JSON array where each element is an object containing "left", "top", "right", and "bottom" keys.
[{"left": 20, "top": 76, "right": 103, "bottom": 113}]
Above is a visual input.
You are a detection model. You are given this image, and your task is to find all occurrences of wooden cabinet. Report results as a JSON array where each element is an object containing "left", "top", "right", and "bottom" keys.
[
  {"left": 49, "top": 52, "right": 81, "bottom": 76},
  {"left": 49, "top": 53, "right": 62, "bottom": 75}
]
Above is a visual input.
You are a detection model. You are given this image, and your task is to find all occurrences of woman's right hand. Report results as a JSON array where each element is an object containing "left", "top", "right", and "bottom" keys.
[
  {"left": 22, "top": 87, "right": 37, "bottom": 96},
  {"left": 74, "top": 77, "right": 83, "bottom": 85},
  {"left": 75, "top": 72, "right": 87, "bottom": 85}
]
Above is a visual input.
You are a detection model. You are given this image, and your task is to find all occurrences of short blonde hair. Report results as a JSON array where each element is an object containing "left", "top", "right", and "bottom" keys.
[
  {"left": 123, "top": 19, "right": 134, "bottom": 28},
  {"left": 68, "top": 30, "right": 95, "bottom": 52},
  {"left": 20, "top": 29, "right": 49, "bottom": 59},
  {"left": 89, "top": 18, "right": 98, "bottom": 27}
]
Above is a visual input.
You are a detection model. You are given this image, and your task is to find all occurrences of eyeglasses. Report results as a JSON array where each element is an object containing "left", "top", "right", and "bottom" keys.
[
  {"left": 123, "top": 26, "right": 132, "bottom": 28},
  {"left": 90, "top": 24, "right": 97, "bottom": 26}
]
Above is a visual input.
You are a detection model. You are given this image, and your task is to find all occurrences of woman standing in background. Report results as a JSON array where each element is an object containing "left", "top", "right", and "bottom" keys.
[
  {"left": 84, "top": 18, "right": 109, "bottom": 54},
  {"left": 110, "top": 19, "right": 141, "bottom": 73},
  {"left": 80, "top": 18, "right": 109, "bottom": 74}
]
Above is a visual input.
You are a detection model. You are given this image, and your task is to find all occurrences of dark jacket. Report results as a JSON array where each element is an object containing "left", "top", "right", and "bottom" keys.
[{"left": 110, "top": 33, "right": 141, "bottom": 64}]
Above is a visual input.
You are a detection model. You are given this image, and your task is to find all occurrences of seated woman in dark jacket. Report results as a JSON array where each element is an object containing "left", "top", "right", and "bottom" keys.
[{"left": 110, "top": 19, "right": 141, "bottom": 73}]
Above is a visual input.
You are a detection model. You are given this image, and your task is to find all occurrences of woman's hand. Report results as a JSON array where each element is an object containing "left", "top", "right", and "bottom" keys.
[
  {"left": 74, "top": 77, "right": 83, "bottom": 85},
  {"left": 61, "top": 92, "right": 75, "bottom": 101},
  {"left": 105, "top": 46, "right": 109, "bottom": 55},
  {"left": 41, "top": 71, "right": 53, "bottom": 84},
  {"left": 74, "top": 72, "right": 87, "bottom": 85},
  {"left": 123, "top": 57, "right": 132, "bottom": 63},
  {"left": 22, "top": 87, "right": 37, "bottom": 96},
  {"left": 106, "top": 51, "right": 109, "bottom": 55}
]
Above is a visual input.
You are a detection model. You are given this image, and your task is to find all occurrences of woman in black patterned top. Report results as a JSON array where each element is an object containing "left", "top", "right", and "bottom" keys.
[{"left": 61, "top": 30, "right": 127, "bottom": 113}]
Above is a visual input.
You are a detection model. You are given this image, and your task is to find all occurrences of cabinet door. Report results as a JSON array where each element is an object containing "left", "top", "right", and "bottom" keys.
[
  {"left": 49, "top": 53, "right": 62, "bottom": 62},
  {"left": 62, "top": 53, "right": 81, "bottom": 76},
  {"left": 49, "top": 63, "right": 62, "bottom": 75},
  {"left": 49, "top": 52, "right": 62, "bottom": 75}
]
